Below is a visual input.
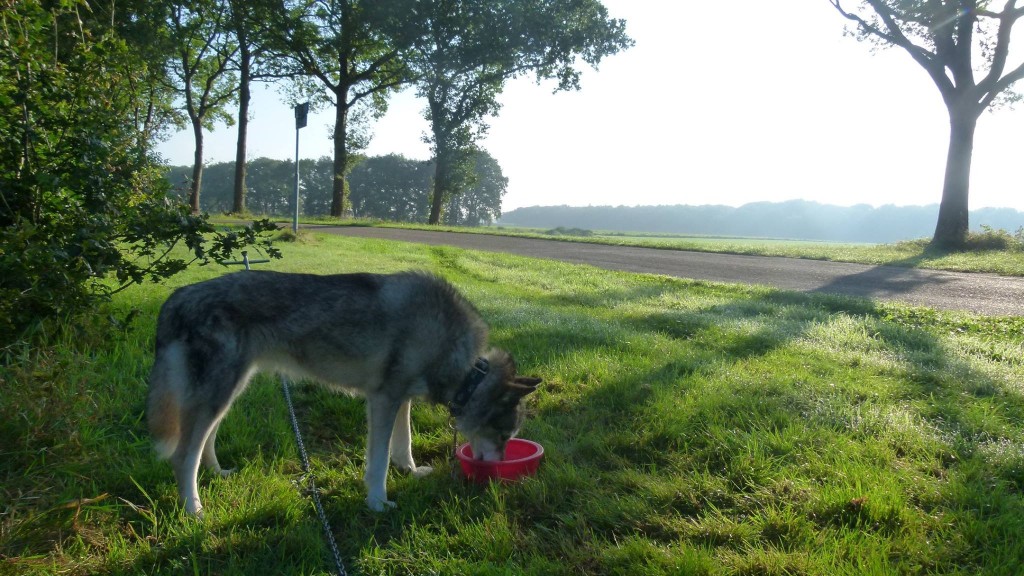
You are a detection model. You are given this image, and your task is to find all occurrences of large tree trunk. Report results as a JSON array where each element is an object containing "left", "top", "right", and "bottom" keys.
[
  {"left": 931, "top": 103, "right": 980, "bottom": 249},
  {"left": 330, "top": 100, "right": 349, "bottom": 218},
  {"left": 232, "top": 45, "right": 251, "bottom": 214},
  {"left": 189, "top": 118, "right": 204, "bottom": 214},
  {"left": 429, "top": 146, "right": 451, "bottom": 224}
]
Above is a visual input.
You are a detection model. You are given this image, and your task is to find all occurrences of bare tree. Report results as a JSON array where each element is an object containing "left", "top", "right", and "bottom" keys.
[{"left": 829, "top": 0, "right": 1024, "bottom": 248}]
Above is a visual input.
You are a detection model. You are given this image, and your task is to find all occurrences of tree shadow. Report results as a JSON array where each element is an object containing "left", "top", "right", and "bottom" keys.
[
  {"left": 806, "top": 246, "right": 972, "bottom": 305},
  {"left": 810, "top": 263, "right": 956, "bottom": 301},
  {"left": 511, "top": 283, "right": 1024, "bottom": 571},
  {"left": 14, "top": 268, "right": 1024, "bottom": 574}
]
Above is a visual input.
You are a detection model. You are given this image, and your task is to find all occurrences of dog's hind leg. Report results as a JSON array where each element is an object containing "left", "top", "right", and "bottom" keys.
[
  {"left": 170, "top": 407, "right": 219, "bottom": 516},
  {"left": 201, "top": 418, "right": 235, "bottom": 478},
  {"left": 389, "top": 400, "right": 433, "bottom": 478},
  {"left": 170, "top": 359, "right": 251, "bottom": 516},
  {"left": 364, "top": 394, "right": 401, "bottom": 511}
]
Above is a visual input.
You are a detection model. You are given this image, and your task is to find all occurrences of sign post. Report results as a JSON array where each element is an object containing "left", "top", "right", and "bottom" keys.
[{"left": 293, "top": 102, "right": 309, "bottom": 233}]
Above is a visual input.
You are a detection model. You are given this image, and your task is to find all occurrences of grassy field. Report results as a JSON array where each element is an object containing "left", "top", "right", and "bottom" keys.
[
  {"left": 293, "top": 218, "right": 1024, "bottom": 276},
  {"left": 4, "top": 231, "right": 1024, "bottom": 575}
]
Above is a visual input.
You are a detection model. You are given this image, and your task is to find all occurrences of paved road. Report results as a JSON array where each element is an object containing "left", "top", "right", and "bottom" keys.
[{"left": 316, "top": 226, "right": 1024, "bottom": 316}]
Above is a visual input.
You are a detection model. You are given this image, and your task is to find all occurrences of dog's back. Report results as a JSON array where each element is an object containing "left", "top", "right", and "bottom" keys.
[{"left": 147, "top": 271, "right": 486, "bottom": 460}]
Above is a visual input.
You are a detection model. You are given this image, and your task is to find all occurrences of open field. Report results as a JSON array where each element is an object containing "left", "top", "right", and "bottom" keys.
[
  {"left": 4, "top": 231, "right": 1024, "bottom": 574},
  {"left": 292, "top": 218, "right": 1024, "bottom": 276},
  {"left": 594, "top": 234, "right": 859, "bottom": 248}
]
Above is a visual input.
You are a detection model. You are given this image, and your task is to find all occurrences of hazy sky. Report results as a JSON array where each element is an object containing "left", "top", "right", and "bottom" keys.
[{"left": 157, "top": 1, "right": 1024, "bottom": 212}]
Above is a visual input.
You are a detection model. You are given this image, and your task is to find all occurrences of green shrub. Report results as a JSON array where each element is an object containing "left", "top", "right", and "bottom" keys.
[
  {"left": 964, "top": 225, "right": 1024, "bottom": 251},
  {"left": 0, "top": 3, "right": 279, "bottom": 350}
]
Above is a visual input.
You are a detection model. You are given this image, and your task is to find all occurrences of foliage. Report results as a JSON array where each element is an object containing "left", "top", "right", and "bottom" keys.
[
  {"left": 276, "top": 0, "right": 410, "bottom": 217},
  {"left": 164, "top": 0, "right": 239, "bottom": 213},
  {"left": 402, "top": 0, "right": 633, "bottom": 223},
  {"left": 5, "top": 235, "right": 1024, "bottom": 574},
  {"left": 442, "top": 149, "right": 508, "bottom": 226},
  {"left": 350, "top": 154, "right": 432, "bottom": 221},
  {"left": 0, "top": 1, "right": 278, "bottom": 349},
  {"left": 166, "top": 150, "right": 507, "bottom": 224},
  {"left": 965, "top": 225, "right": 1024, "bottom": 252},
  {"left": 544, "top": 227, "right": 595, "bottom": 237}
]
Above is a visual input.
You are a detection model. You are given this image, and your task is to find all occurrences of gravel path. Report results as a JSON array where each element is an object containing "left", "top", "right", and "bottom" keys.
[{"left": 314, "top": 226, "right": 1024, "bottom": 316}]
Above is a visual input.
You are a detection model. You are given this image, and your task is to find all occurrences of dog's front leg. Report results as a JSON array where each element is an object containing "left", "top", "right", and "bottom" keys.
[
  {"left": 390, "top": 400, "right": 433, "bottom": 478},
  {"left": 364, "top": 394, "right": 400, "bottom": 511}
]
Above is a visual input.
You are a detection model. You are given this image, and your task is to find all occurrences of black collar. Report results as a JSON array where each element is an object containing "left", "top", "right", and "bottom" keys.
[{"left": 449, "top": 357, "right": 489, "bottom": 416}]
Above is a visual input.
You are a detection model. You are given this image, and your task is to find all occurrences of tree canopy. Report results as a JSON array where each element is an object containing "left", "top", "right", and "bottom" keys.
[
  {"left": 1, "top": 0, "right": 637, "bottom": 345},
  {"left": 276, "top": 0, "right": 410, "bottom": 217},
  {"left": 401, "top": 0, "right": 633, "bottom": 223},
  {"left": 165, "top": 150, "right": 507, "bottom": 224}
]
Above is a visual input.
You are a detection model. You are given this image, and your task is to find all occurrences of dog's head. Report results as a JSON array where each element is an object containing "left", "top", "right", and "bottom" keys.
[{"left": 454, "top": 350, "right": 541, "bottom": 461}]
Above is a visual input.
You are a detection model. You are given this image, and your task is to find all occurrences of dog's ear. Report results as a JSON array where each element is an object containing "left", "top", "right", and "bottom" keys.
[
  {"left": 514, "top": 376, "right": 542, "bottom": 388},
  {"left": 506, "top": 376, "right": 541, "bottom": 398}
]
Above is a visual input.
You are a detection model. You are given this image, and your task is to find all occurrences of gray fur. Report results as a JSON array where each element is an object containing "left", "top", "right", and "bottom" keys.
[{"left": 147, "top": 270, "right": 540, "bottom": 514}]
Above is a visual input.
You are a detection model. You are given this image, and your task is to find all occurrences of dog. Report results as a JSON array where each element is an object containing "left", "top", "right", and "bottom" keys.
[{"left": 146, "top": 270, "right": 541, "bottom": 514}]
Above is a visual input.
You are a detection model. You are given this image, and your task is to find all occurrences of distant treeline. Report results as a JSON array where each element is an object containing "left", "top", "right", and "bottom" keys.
[
  {"left": 165, "top": 151, "right": 507, "bottom": 226},
  {"left": 498, "top": 202, "right": 1024, "bottom": 243}
]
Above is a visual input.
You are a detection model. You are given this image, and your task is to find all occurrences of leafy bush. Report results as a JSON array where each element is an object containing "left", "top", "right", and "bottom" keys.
[
  {"left": 0, "top": 3, "right": 279, "bottom": 349},
  {"left": 544, "top": 226, "right": 595, "bottom": 237},
  {"left": 964, "top": 225, "right": 1024, "bottom": 251}
]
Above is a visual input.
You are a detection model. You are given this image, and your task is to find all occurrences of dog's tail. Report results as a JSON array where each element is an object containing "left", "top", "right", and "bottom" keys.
[{"left": 147, "top": 341, "right": 187, "bottom": 460}]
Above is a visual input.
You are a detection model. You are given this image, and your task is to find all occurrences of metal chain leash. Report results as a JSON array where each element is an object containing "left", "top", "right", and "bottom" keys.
[
  {"left": 225, "top": 253, "right": 346, "bottom": 576},
  {"left": 450, "top": 420, "right": 461, "bottom": 481},
  {"left": 282, "top": 376, "right": 348, "bottom": 576}
]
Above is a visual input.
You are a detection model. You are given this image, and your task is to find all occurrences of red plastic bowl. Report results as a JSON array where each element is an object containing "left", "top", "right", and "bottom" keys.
[{"left": 456, "top": 438, "right": 544, "bottom": 483}]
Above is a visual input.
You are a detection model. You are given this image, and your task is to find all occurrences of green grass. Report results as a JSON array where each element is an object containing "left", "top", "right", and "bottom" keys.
[
  {"left": 4, "top": 232, "right": 1024, "bottom": 574},
  {"left": 236, "top": 216, "right": 1024, "bottom": 276}
]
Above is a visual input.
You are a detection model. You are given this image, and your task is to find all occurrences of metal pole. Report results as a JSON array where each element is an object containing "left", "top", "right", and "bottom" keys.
[
  {"left": 292, "top": 101, "right": 307, "bottom": 234},
  {"left": 293, "top": 126, "right": 300, "bottom": 234}
]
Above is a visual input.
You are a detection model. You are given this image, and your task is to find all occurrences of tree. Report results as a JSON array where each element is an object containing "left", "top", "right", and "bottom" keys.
[
  {"left": 225, "top": 0, "right": 295, "bottom": 214},
  {"left": 0, "top": 1, "right": 277, "bottom": 347},
  {"left": 829, "top": 0, "right": 1024, "bottom": 248},
  {"left": 227, "top": 0, "right": 259, "bottom": 214},
  {"left": 277, "top": 0, "right": 409, "bottom": 217},
  {"left": 118, "top": 2, "right": 184, "bottom": 155},
  {"left": 443, "top": 149, "right": 508, "bottom": 226},
  {"left": 301, "top": 156, "right": 338, "bottom": 215},
  {"left": 166, "top": 0, "right": 238, "bottom": 214},
  {"left": 404, "top": 0, "right": 633, "bottom": 224},
  {"left": 349, "top": 154, "right": 432, "bottom": 220}
]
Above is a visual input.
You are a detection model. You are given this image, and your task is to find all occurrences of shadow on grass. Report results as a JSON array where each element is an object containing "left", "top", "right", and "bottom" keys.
[
  {"left": 7, "top": 269, "right": 1024, "bottom": 574},
  {"left": 507, "top": 282, "right": 1024, "bottom": 571}
]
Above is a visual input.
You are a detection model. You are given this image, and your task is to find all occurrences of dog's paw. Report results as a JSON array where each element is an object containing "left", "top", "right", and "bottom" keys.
[
  {"left": 411, "top": 465, "right": 434, "bottom": 478},
  {"left": 217, "top": 468, "right": 236, "bottom": 478},
  {"left": 183, "top": 499, "right": 204, "bottom": 518},
  {"left": 366, "top": 496, "right": 397, "bottom": 512}
]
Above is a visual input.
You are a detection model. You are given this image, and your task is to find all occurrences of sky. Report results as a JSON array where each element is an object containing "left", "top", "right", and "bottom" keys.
[{"left": 156, "top": 1, "right": 1024, "bottom": 212}]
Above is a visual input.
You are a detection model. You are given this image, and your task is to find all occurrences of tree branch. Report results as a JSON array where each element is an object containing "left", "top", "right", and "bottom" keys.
[
  {"left": 831, "top": 0, "right": 955, "bottom": 97},
  {"left": 981, "top": 59, "right": 1024, "bottom": 107},
  {"left": 977, "top": 0, "right": 1024, "bottom": 90}
]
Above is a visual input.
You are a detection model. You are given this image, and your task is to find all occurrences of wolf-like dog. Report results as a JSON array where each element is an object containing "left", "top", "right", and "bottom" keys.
[{"left": 147, "top": 270, "right": 540, "bottom": 515}]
